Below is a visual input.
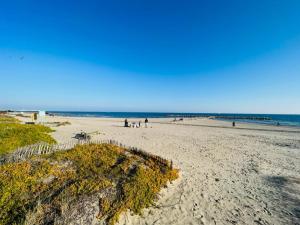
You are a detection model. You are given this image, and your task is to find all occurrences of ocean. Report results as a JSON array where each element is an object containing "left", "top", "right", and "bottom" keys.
[{"left": 49, "top": 111, "right": 300, "bottom": 127}]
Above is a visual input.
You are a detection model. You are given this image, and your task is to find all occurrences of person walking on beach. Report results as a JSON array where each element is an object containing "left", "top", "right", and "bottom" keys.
[
  {"left": 232, "top": 121, "right": 236, "bottom": 127},
  {"left": 145, "top": 118, "right": 149, "bottom": 128},
  {"left": 124, "top": 119, "right": 129, "bottom": 127}
]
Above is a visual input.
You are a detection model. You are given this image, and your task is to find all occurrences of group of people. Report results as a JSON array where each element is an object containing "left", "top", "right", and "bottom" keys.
[{"left": 124, "top": 118, "right": 149, "bottom": 128}]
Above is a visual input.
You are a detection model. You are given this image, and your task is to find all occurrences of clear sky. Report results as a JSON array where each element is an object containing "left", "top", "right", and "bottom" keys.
[{"left": 1, "top": 0, "right": 300, "bottom": 113}]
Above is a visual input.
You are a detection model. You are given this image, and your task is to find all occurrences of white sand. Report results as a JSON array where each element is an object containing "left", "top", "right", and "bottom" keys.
[{"left": 19, "top": 116, "right": 300, "bottom": 224}]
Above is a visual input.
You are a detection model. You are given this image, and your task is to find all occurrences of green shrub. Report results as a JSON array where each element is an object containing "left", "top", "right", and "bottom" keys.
[
  {"left": 0, "top": 143, "right": 179, "bottom": 225},
  {"left": 0, "top": 123, "right": 56, "bottom": 155},
  {"left": 0, "top": 115, "right": 20, "bottom": 124}
]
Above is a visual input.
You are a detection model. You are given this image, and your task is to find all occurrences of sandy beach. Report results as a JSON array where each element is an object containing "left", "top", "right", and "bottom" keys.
[
  {"left": 3, "top": 1, "right": 300, "bottom": 224},
  {"left": 18, "top": 115, "right": 300, "bottom": 225}
]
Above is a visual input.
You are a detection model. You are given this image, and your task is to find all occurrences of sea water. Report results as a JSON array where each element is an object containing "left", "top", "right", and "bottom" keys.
[{"left": 49, "top": 111, "right": 300, "bottom": 127}]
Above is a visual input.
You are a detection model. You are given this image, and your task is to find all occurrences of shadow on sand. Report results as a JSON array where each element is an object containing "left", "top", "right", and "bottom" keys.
[{"left": 265, "top": 175, "right": 300, "bottom": 224}]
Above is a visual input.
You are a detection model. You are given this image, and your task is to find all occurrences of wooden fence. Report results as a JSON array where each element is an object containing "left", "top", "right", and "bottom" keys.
[{"left": 0, "top": 139, "right": 172, "bottom": 168}]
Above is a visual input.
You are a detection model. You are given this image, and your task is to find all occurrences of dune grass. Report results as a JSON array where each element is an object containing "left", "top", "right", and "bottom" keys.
[
  {"left": 0, "top": 143, "right": 178, "bottom": 225},
  {"left": 0, "top": 115, "right": 20, "bottom": 124},
  {"left": 0, "top": 115, "right": 56, "bottom": 155}
]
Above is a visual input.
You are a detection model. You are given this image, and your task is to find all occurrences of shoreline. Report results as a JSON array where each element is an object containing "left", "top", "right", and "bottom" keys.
[
  {"left": 26, "top": 114, "right": 300, "bottom": 133},
  {"left": 9, "top": 110, "right": 300, "bottom": 128},
  {"left": 50, "top": 113, "right": 300, "bottom": 128}
]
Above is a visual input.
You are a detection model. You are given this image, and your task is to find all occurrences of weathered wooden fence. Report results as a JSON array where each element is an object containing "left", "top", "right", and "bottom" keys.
[{"left": 0, "top": 139, "right": 172, "bottom": 168}]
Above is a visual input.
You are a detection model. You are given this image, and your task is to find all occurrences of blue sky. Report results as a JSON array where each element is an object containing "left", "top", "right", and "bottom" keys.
[{"left": 1, "top": 0, "right": 300, "bottom": 113}]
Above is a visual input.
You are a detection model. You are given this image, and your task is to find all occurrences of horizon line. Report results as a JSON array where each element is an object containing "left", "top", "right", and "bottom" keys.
[{"left": 3, "top": 109, "right": 300, "bottom": 116}]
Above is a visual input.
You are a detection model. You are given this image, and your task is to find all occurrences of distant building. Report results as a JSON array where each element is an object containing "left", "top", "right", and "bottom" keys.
[{"left": 39, "top": 111, "right": 46, "bottom": 117}]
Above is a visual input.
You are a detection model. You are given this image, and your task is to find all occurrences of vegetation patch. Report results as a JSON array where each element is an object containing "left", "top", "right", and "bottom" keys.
[
  {"left": 15, "top": 113, "right": 31, "bottom": 118},
  {"left": 0, "top": 115, "right": 20, "bottom": 124},
  {"left": 0, "top": 143, "right": 178, "bottom": 225},
  {"left": 0, "top": 115, "right": 56, "bottom": 155},
  {"left": 46, "top": 121, "right": 71, "bottom": 127}
]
